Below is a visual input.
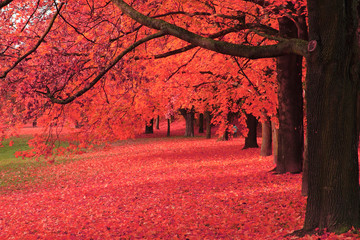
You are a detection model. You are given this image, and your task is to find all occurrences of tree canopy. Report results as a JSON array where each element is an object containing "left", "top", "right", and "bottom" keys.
[{"left": 2, "top": 0, "right": 360, "bottom": 235}]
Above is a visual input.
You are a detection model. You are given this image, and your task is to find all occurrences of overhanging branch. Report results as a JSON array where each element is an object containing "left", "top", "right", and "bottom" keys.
[
  {"left": 42, "top": 31, "right": 166, "bottom": 104},
  {"left": 0, "top": 0, "right": 14, "bottom": 9},
  {"left": 0, "top": 3, "right": 64, "bottom": 79},
  {"left": 154, "top": 24, "right": 279, "bottom": 59},
  {"left": 111, "top": 0, "right": 308, "bottom": 58}
]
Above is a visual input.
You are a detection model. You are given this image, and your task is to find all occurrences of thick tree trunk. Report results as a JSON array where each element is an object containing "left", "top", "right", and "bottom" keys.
[
  {"left": 243, "top": 113, "right": 258, "bottom": 149},
  {"left": 304, "top": 0, "right": 360, "bottom": 233},
  {"left": 301, "top": 134, "right": 308, "bottom": 196},
  {"left": 156, "top": 115, "right": 160, "bottom": 129},
  {"left": 275, "top": 16, "right": 304, "bottom": 174},
  {"left": 260, "top": 115, "right": 272, "bottom": 156},
  {"left": 145, "top": 119, "right": 154, "bottom": 134},
  {"left": 199, "top": 113, "right": 204, "bottom": 133},
  {"left": 205, "top": 111, "right": 211, "bottom": 139},
  {"left": 180, "top": 108, "right": 195, "bottom": 137}
]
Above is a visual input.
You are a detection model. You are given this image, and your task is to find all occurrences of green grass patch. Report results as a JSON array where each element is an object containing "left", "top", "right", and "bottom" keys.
[
  {"left": 0, "top": 137, "right": 39, "bottom": 189},
  {"left": 0, "top": 136, "right": 74, "bottom": 190},
  {"left": 0, "top": 136, "right": 33, "bottom": 170}
]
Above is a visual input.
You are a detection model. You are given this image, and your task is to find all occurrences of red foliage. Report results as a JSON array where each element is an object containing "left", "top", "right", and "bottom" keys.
[{"left": 0, "top": 136, "right": 356, "bottom": 239}]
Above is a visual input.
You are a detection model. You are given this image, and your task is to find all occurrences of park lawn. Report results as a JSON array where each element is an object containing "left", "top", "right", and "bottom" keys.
[
  {"left": 0, "top": 136, "right": 48, "bottom": 188},
  {"left": 0, "top": 135, "right": 359, "bottom": 239},
  {"left": 0, "top": 135, "right": 75, "bottom": 189},
  {"left": 0, "top": 136, "right": 32, "bottom": 168}
]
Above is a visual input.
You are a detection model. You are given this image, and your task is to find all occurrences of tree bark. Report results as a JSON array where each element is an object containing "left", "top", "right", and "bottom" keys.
[
  {"left": 180, "top": 108, "right": 195, "bottom": 137},
  {"left": 271, "top": 121, "right": 278, "bottom": 167},
  {"left": 260, "top": 114, "right": 272, "bottom": 156},
  {"left": 199, "top": 113, "right": 204, "bottom": 133},
  {"left": 303, "top": 0, "right": 360, "bottom": 232},
  {"left": 205, "top": 111, "right": 211, "bottom": 139},
  {"left": 301, "top": 133, "right": 308, "bottom": 196},
  {"left": 275, "top": 16, "right": 304, "bottom": 173},
  {"left": 243, "top": 113, "right": 259, "bottom": 149},
  {"left": 156, "top": 115, "right": 160, "bottom": 129},
  {"left": 167, "top": 118, "right": 170, "bottom": 137},
  {"left": 145, "top": 119, "right": 154, "bottom": 134}
]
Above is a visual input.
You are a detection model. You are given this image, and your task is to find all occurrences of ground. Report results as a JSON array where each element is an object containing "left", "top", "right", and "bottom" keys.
[{"left": 0, "top": 121, "right": 358, "bottom": 239}]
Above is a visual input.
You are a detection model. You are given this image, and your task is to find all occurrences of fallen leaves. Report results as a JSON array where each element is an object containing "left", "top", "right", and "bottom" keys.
[{"left": 0, "top": 137, "right": 357, "bottom": 239}]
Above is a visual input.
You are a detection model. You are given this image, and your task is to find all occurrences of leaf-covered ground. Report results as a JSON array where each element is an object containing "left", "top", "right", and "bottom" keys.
[{"left": 0, "top": 126, "right": 358, "bottom": 239}]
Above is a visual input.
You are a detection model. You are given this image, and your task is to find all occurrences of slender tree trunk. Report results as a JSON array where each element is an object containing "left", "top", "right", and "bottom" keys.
[
  {"left": 145, "top": 119, "right": 154, "bottom": 134},
  {"left": 275, "top": 16, "right": 304, "bottom": 173},
  {"left": 199, "top": 113, "right": 204, "bottom": 133},
  {"left": 205, "top": 111, "right": 211, "bottom": 139},
  {"left": 260, "top": 114, "right": 272, "bottom": 156},
  {"left": 303, "top": 0, "right": 360, "bottom": 233},
  {"left": 271, "top": 122, "right": 279, "bottom": 168},
  {"left": 243, "top": 113, "right": 258, "bottom": 149},
  {"left": 220, "top": 129, "right": 230, "bottom": 141},
  {"left": 167, "top": 118, "right": 170, "bottom": 137}
]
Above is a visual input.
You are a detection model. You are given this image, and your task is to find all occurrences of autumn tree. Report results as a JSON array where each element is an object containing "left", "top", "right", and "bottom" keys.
[
  {"left": 110, "top": 0, "right": 360, "bottom": 234},
  {"left": 2, "top": 0, "right": 360, "bottom": 234}
]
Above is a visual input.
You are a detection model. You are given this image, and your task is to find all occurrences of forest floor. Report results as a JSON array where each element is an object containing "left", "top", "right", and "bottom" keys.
[{"left": 0, "top": 121, "right": 358, "bottom": 239}]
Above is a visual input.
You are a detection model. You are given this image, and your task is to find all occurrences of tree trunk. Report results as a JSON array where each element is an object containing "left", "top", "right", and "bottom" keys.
[
  {"left": 275, "top": 16, "right": 304, "bottom": 174},
  {"left": 301, "top": 133, "right": 308, "bottom": 196},
  {"left": 303, "top": 0, "right": 360, "bottom": 233},
  {"left": 271, "top": 121, "right": 278, "bottom": 167},
  {"left": 199, "top": 113, "right": 204, "bottom": 133},
  {"left": 180, "top": 108, "right": 195, "bottom": 137},
  {"left": 205, "top": 111, "right": 211, "bottom": 139},
  {"left": 167, "top": 118, "right": 170, "bottom": 137},
  {"left": 145, "top": 119, "right": 154, "bottom": 134},
  {"left": 156, "top": 115, "right": 160, "bottom": 129},
  {"left": 243, "top": 113, "right": 258, "bottom": 149},
  {"left": 260, "top": 114, "right": 272, "bottom": 156}
]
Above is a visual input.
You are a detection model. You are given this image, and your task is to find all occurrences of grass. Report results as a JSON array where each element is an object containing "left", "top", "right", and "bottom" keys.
[
  {"left": 0, "top": 136, "right": 75, "bottom": 189},
  {"left": 0, "top": 136, "right": 33, "bottom": 169},
  {"left": 0, "top": 136, "right": 45, "bottom": 188}
]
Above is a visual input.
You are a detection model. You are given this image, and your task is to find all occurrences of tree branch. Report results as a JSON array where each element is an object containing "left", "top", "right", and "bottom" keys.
[
  {"left": 43, "top": 31, "right": 166, "bottom": 104},
  {"left": 154, "top": 23, "right": 279, "bottom": 59},
  {"left": 111, "top": 0, "right": 308, "bottom": 58},
  {"left": 54, "top": 1, "right": 96, "bottom": 44},
  {"left": 0, "top": 3, "right": 64, "bottom": 79},
  {"left": 0, "top": 0, "right": 14, "bottom": 9}
]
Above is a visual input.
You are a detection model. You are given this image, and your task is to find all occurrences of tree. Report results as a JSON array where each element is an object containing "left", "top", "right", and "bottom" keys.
[
  {"left": 260, "top": 114, "right": 272, "bottom": 156},
  {"left": 198, "top": 113, "right": 204, "bottom": 133},
  {"left": 145, "top": 119, "right": 154, "bottom": 134},
  {"left": 111, "top": 0, "right": 360, "bottom": 233},
  {"left": 205, "top": 111, "right": 212, "bottom": 139},
  {"left": 2, "top": 0, "right": 360, "bottom": 234},
  {"left": 180, "top": 108, "right": 195, "bottom": 137},
  {"left": 275, "top": 16, "right": 304, "bottom": 173},
  {"left": 243, "top": 113, "right": 259, "bottom": 148},
  {"left": 302, "top": 0, "right": 360, "bottom": 233}
]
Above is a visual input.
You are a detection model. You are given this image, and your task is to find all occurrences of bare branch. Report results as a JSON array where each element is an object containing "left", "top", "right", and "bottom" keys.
[
  {"left": 233, "top": 57, "right": 261, "bottom": 96},
  {"left": 43, "top": 31, "right": 166, "bottom": 104},
  {"left": 165, "top": 48, "right": 200, "bottom": 82},
  {"left": 20, "top": 0, "right": 41, "bottom": 32},
  {"left": 0, "top": 3, "right": 64, "bottom": 79},
  {"left": 54, "top": 1, "right": 96, "bottom": 44}
]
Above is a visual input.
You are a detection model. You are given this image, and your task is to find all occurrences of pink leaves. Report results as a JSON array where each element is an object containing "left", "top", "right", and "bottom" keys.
[{"left": 0, "top": 136, "right": 357, "bottom": 239}]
